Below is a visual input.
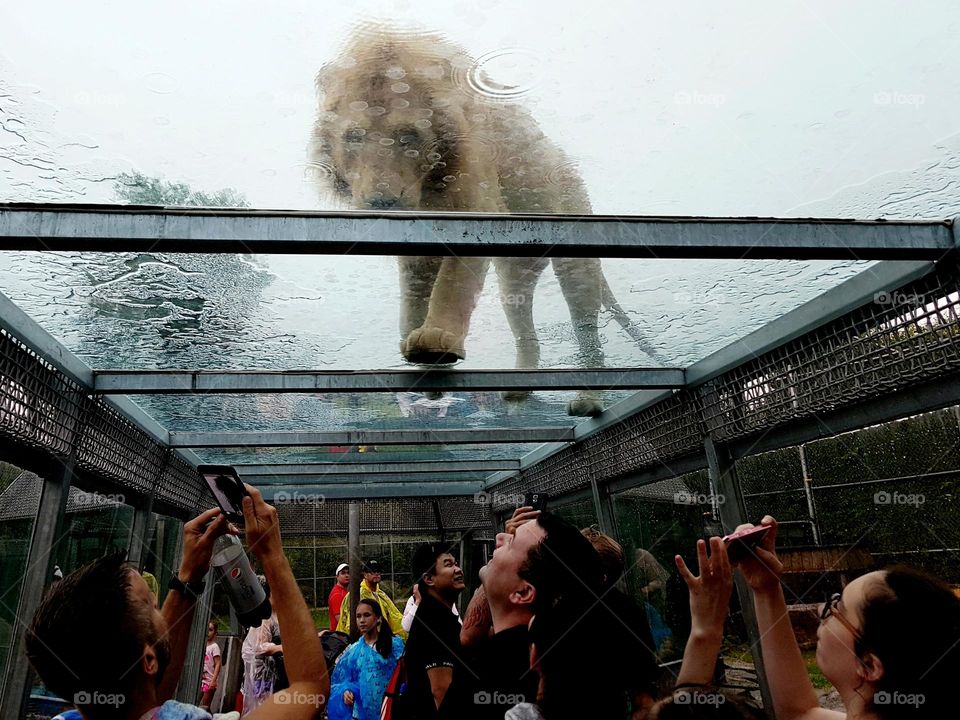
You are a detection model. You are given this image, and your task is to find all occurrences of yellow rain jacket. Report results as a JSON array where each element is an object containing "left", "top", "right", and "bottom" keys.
[{"left": 336, "top": 579, "right": 408, "bottom": 640}]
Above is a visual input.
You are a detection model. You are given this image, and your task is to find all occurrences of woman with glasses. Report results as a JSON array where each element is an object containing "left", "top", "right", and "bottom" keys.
[{"left": 729, "top": 516, "right": 960, "bottom": 720}]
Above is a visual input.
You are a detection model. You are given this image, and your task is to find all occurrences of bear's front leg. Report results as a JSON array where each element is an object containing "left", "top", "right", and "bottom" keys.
[{"left": 401, "top": 256, "right": 491, "bottom": 364}]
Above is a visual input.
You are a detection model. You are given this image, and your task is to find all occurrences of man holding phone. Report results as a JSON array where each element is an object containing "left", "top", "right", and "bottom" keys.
[{"left": 26, "top": 484, "right": 328, "bottom": 720}]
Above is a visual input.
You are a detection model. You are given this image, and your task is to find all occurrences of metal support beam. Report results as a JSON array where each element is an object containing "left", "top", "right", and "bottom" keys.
[
  {"left": 704, "top": 436, "right": 776, "bottom": 717},
  {"left": 127, "top": 501, "right": 155, "bottom": 570},
  {"left": 590, "top": 477, "right": 617, "bottom": 536},
  {"left": 175, "top": 571, "right": 215, "bottom": 705},
  {"left": 244, "top": 472, "right": 492, "bottom": 485},
  {"left": 93, "top": 368, "right": 685, "bottom": 393},
  {"left": 347, "top": 503, "right": 361, "bottom": 642},
  {"left": 234, "top": 460, "right": 519, "bottom": 475},
  {"left": 1, "top": 457, "right": 73, "bottom": 720},
  {"left": 1, "top": 205, "right": 954, "bottom": 259},
  {"left": 263, "top": 481, "right": 484, "bottom": 501},
  {"left": 171, "top": 427, "right": 575, "bottom": 448}
]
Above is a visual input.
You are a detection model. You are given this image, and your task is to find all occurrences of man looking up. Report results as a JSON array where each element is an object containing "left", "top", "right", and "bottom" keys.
[{"left": 400, "top": 543, "right": 466, "bottom": 719}]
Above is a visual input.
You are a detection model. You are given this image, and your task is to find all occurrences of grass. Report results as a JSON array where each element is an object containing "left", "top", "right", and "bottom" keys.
[
  {"left": 212, "top": 607, "right": 332, "bottom": 632},
  {"left": 802, "top": 649, "right": 833, "bottom": 690},
  {"left": 722, "top": 642, "right": 833, "bottom": 692}
]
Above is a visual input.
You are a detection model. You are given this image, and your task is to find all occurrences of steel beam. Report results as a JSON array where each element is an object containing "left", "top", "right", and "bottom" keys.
[
  {"left": 264, "top": 481, "right": 484, "bottom": 500},
  {"left": 1, "top": 457, "right": 73, "bottom": 720},
  {"left": 704, "top": 436, "right": 776, "bottom": 718},
  {"left": 233, "top": 460, "right": 518, "bottom": 475},
  {"left": 171, "top": 427, "right": 576, "bottom": 448},
  {"left": 92, "top": 367, "right": 685, "bottom": 393},
  {"left": 242, "top": 472, "right": 492, "bottom": 485},
  {"left": 0, "top": 204, "right": 954, "bottom": 259}
]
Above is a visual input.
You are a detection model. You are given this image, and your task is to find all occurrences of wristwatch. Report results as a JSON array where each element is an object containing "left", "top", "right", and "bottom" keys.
[{"left": 168, "top": 576, "right": 206, "bottom": 600}]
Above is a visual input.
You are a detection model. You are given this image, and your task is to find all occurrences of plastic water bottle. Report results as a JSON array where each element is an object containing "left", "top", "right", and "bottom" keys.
[{"left": 211, "top": 534, "right": 271, "bottom": 626}]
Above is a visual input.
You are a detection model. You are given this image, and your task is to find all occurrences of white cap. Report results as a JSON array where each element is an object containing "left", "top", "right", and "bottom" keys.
[{"left": 336, "top": 563, "right": 349, "bottom": 574}]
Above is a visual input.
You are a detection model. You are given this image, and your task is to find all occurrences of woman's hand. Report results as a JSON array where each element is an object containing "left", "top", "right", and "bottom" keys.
[
  {"left": 731, "top": 515, "right": 783, "bottom": 594},
  {"left": 675, "top": 537, "right": 733, "bottom": 639},
  {"left": 505, "top": 506, "right": 540, "bottom": 535},
  {"left": 343, "top": 690, "right": 354, "bottom": 706}
]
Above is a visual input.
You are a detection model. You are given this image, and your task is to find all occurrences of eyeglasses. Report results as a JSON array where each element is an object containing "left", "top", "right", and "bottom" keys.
[{"left": 819, "top": 593, "right": 864, "bottom": 644}]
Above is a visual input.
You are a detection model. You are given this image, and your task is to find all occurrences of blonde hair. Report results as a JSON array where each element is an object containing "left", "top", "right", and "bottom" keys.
[{"left": 581, "top": 527, "right": 625, "bottom": 586}]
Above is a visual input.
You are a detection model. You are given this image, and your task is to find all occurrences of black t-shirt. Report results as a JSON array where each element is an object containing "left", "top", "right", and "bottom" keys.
[
  {"left": 461, "top": 623, "right": 539, "bottom": 720},
  {"left": 401, "top": 593, "right": 465, "bottom": 720},
  {"left": 599, "top": 588, "right": 660, "bottom": 697}
]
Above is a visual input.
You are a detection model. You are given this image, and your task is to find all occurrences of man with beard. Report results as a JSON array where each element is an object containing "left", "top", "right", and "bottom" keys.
[
  {"left": 25, "top": 485, "right": 328, "bottom": 720},
  {"left": 398, "top": 543, "right": 466, "bottom": 720}
]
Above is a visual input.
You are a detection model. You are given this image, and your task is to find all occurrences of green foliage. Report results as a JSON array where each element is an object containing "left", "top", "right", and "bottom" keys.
[{"left": 113, "top": 171, "right": 250, "bottom": 208}]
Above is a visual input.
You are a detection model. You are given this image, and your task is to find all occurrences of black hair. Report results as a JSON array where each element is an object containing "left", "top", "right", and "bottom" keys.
[
  {"left": 411, "top": 542, "right": 457, "bottom": 595},
  {"left": 857, "top": 565, "right": 960, "bottom": 720},
  {"left": 356, "top": 599, "right": 394, "bottom": 659},
  {"left": 519, "top": 512, "right": 603, "bottom": 613},
  {"left": 25, "top": 552, "right": 168, "bottom": 720}
]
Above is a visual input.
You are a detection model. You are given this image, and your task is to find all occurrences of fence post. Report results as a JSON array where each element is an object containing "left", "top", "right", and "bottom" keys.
[
  {"left": 1, "top": 457, "right": 74, "bottom": 720},
  {"left": 704, "top": 435, "right": 777, "bottom": 718}
]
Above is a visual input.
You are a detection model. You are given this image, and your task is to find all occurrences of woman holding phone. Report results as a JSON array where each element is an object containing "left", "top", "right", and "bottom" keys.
[{"left": 708, "top": 516, "right": 960, "bottom": 720}]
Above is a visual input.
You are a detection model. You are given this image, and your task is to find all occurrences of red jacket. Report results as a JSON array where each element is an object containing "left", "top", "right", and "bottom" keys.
[{"left": 328, "top": 583, "right": 348, "bottom": 630}]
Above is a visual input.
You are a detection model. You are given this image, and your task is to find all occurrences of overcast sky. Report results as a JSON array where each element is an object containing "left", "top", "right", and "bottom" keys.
[{"left": 3, "top": 0, "right": 960, "bottom": 216}]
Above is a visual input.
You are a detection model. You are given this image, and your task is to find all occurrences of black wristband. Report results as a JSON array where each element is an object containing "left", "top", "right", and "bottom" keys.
[{"left": 168, "top": 576, "right": 206, "bottom": 600}]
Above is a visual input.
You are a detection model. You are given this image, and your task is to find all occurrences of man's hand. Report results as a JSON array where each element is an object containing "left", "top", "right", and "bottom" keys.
[
  {"left": 343, "top": 690, "right": 354, "bottom": 706},
  {"left": 241, "top": 484, "right": 283, "bottom": 562},
  {"left": 505, "top": 506, "right": 540, "bottom": 535},
  {"left": 412, "top": 583, "right": 421, "bottom": 605},
  {"left": 675, "top": 537, "right": 733, "bottom": 639},
  {"left": 178, "top": 507, "right": 231, "bottom": 583}
]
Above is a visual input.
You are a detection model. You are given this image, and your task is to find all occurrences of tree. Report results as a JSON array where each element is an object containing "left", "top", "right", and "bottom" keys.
[{"left": 112, "top": 171, "right": 250, "bottom": 208}]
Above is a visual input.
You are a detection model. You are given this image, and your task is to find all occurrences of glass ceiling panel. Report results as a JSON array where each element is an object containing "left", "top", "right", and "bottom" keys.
[
  {"left": 2, "top": 2, "right": 959, "bottom": 218},
  {"left": 196, "top": 445, "right": 537, "bottom": 466},
  {"left": 0, "top": 252, "right": 869, "bottom": 372}
]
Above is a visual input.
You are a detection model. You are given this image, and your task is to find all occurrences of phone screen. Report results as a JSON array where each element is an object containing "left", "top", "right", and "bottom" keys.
[{"left": 198, "top": 465, "right": 247, "bottom": 521}]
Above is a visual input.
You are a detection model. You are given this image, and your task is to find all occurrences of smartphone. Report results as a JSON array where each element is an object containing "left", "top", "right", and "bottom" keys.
[
  {"left": 523, "top": 491, "right": 548, "bottom": 512},
  {"left": 197, "top": 464, "right": 248, "bottom": 523},
  {"left": 721, "top": 525, "right": 771, "bottom": 561}
]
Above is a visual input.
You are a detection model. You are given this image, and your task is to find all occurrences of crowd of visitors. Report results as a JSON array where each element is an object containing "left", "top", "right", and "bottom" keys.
[{"left": 23, "top": 486, "right": 960, "bottom": 720}]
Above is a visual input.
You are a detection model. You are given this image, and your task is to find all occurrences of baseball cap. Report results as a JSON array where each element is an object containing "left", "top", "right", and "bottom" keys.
[
  {"left": 362, "top": 559, "right": 383, "bottom": 574},
  {"left": 336, "top": 563, "right": 349, "bottom": 574}
]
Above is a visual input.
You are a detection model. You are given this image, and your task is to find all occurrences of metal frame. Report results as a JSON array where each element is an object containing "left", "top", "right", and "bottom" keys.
[
  {"left": 93, "top": 368, "right": 685, "bottom": 393},
  {"left": 233, "top": 460, "right": 519, "bottom": 474},
  {"left": 169, "top": 427, "right": 576, "bottom": 447},
  {"left": 0, "top": 204, "right": 954, "bottom": 259}
]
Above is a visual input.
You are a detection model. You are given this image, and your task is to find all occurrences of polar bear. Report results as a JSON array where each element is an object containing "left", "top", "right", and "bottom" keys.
[{"left": 308, "top": 27, "right": 631, "bottom": 416}]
